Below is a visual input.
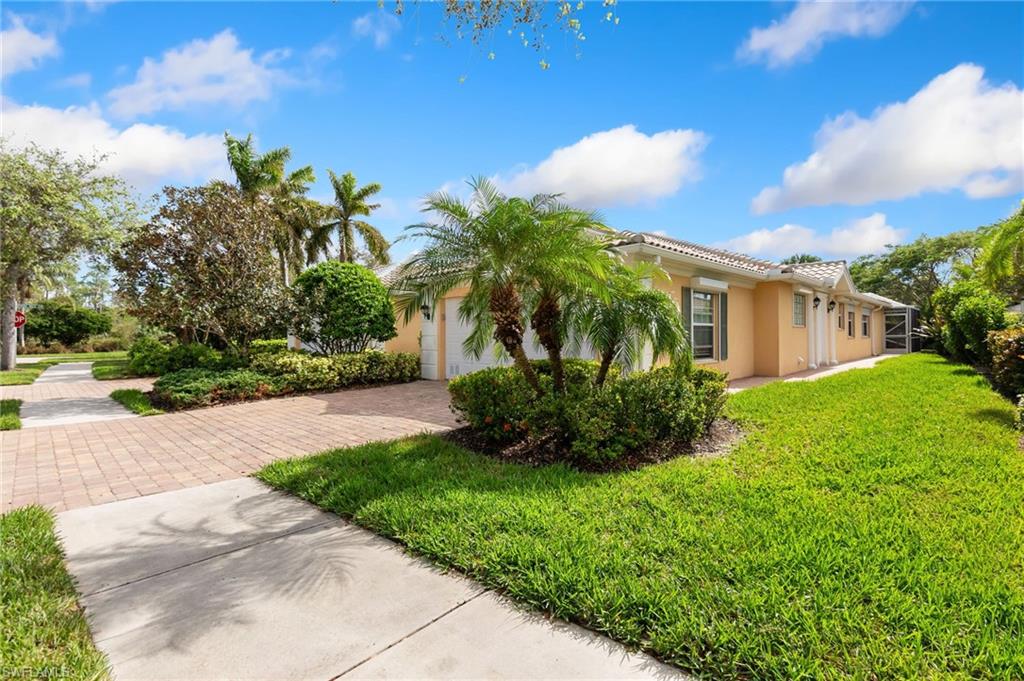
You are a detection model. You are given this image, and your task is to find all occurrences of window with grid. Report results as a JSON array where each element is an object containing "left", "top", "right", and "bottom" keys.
[
  {"left": 692, "top": 291, "right": 715, "bottom": 360},
  {"left": 838, "top": 303, "right": 845, "bottom": 329},
  {"left": 847, "top": 310, "right": 855, "bottom": 337},
  {"left": 862, "top": 313, "right": 870, "bottom": 337},
  {"left": 793, "top": 293, "right": 806, "bottom": 327}
]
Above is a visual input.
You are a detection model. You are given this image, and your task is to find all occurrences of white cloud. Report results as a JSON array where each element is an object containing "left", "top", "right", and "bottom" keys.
[
  {"left": 56, "top": 72, "right": 92, "bottom": 88},
  {"left": 753, "top": 64, "right": 1024, "bottom": 214},
  {"left": 738, "top": 1, "right": 912, "bottom": 68},
  {"left": 495, "top": 125, "right": 709, "bottom": 208},
  {"left": 1, "top": 14, "right": 59, "bottom": 77},
  {"left": 107, "top": 29, "right": 291, "bottom": 117},
  {"left": 717, "top": 213, "right": 905, "bottom": 260},
  {"left": 352, "top": 11, "right": 400, "bottom": 49},
  {"left": 3, "top": 100, "right": 228, "bottom": 188}
]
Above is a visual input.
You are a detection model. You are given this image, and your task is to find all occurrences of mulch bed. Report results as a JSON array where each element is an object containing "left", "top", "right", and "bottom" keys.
[{"left": 443, "top": 418, "right": 746, "bottom": 473}]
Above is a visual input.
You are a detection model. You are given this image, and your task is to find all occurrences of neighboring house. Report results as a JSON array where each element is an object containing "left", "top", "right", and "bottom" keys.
[{"left": 382, "top": 232, "right": 915, "bottom": 381}]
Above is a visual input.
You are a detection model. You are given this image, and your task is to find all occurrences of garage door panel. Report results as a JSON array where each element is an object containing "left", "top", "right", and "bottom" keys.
[{"left": 444, "top": 298, "right": 555, "bottom": 378}]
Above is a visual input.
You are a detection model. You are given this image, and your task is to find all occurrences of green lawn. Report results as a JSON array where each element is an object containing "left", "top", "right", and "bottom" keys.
[
  {"left": 0, "top": 506, "right": 109, "bottom": 679},
  {"left": 110, "top": 389, "right": 163, "bottom": 416},
  {"left": 1, "top": 399, "right": 22, "bottom": 430},
  {"left": 258, "top": 354, "right": 1024, "bottom": 679},
  {"left": 1, "top": 352, "right": 128, "bottom": 386},
  {"left": 91, "top": 358, "right": 131, "bottom": 380}
]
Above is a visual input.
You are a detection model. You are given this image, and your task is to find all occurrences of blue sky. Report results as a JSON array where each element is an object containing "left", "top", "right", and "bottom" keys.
[{"left": 3, "top": 1, "right": 1022, "bottom": 263}]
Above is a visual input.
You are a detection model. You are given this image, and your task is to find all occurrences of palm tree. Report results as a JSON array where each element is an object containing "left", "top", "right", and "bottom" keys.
[
  {"left": 780, "top": 253, "right": 822, "bottom": 265},
  {"left": 977, "top": 202, "right": 1023, "bottom": 297},
  {"left": 391, "top": 178, "right": 610, "bottom": 395},
  {"left": 565, "top": 263, "right": 691, "bottom": 386},
  {"left": 308, "top": 171, "right": 390, "bottom": 266},
  {"left": 224, "top": 132, "right": 320, "bottom": 285}
]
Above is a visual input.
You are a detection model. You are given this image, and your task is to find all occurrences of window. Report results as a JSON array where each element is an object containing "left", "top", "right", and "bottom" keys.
[
  {"left": 793, "top": 293, "right": 806, "bottom": 327},
  {"left": 838, "top": 303, "right": 845, "bottom": 329},
  {"left": 862, "top": 313, "right": 870, "bottom": 337},
  {"left": 692, "top": 291, "right": 715, "bottom": 360},
  {"left": 847, "top": 310, "right": 855, "bottom": 338}
]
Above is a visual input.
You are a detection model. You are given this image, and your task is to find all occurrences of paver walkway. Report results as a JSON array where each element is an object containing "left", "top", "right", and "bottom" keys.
[
  {"left": 2, "top": 381, "right": 456, "bottom": 513},
  {"left": 58, "top": 478, "right": 685, "bottom": 679},
  {"left": 18, "top": 363, "right": 137, "bottom": 429}
]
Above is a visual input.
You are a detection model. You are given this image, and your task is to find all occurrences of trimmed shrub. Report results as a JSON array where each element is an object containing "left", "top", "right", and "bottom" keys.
[
  {"left": 24, "top": 302, "right": 112, "bottom": 347},
  {"left": 251, "top": 339, "right": 288, "bottom": 355},
  {"left": 165, "top": 342, "right": 222, "bottom": 372},
  {"left": 988, "top": 328, "right": 1024, "bottom": 398},
  {"left": 690, "top": 366, "right": 729, "bottom": 431},
  {"left": 152, "top": 368, "right": 284, "bottom": 409},
  {"left": 77, "top": 335, "right": 126, "bottom": 352},
  {"left": 127, "top": 336, "right": 171, "bottom": 376},
  {"left": 291, "top": 262, "right": 397, "bottom": 354},
  {"left": 933, "top": 280, "right": 1008, "bottom": 363},
  {"left": 251, "top": 350, "right": 419, "bottom": 392}
]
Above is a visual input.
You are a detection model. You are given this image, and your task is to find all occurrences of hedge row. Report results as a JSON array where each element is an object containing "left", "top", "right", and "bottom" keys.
[{"left": 152, "top": 351, "right": 419, "bottom": 409}]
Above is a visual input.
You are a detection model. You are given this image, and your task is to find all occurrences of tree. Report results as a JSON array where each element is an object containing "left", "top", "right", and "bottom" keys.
[
  {"left": 392, "top": 177, "right": 610, "bottom": 395},
  {"left": 780, "top": 253, "right": 822, "bottom": 264},
  {"left": 850, "top": 231, "right": 978, "bottom": 322},
  {"left": 290, "top": 261, "right": 397, "bottom": 354},
  {"left": 932, "top": 279, "right": 1007, "bottom": 363},
  {"left": 309, "top": 171, "right": 390, "bottom": 266},
  {"left": 113, "top": 183, "right": 287, "bottom": 353},
  {"left": 0, "top": 144, "right": 135, "bottom": 370},
  {"left": 976, "top": 202, "right": 1024, "bottom": 302},
  {"left": 566, "top": 264, "right": 690, "bottom": 386},
  {"left": 224, "top": 132, "right": 324, "bottom": 286},
  {"left": 24, "top": 301, "right": 111, "bottom": 347},
  {"left": 77, "top": 261, "right": 114, "bottom": 311}
]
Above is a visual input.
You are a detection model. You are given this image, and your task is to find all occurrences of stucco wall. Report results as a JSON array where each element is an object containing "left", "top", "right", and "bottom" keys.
[
  {"left": 778, "top": 284, "right": 810, "bottom": 376},
  {"left": 837, "top": 302, "right": 875, "bottom": 362},
  {"left": 384, "top": 305, "right": 421, "bottom": 355}
]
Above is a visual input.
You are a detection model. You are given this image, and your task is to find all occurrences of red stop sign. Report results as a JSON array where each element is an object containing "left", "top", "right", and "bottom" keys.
[{"left": 14, "top": 311, "right": 26, "bottom": 329}]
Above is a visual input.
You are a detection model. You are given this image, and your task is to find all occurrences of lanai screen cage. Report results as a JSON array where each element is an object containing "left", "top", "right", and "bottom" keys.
[{"left": 883, "top": 306, "right": 922, "bottom": 353}]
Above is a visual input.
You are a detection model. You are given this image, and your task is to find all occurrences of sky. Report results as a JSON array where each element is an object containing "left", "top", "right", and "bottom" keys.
[{"left": 3, "top": 1, "right": 1022, "bottom": 264}]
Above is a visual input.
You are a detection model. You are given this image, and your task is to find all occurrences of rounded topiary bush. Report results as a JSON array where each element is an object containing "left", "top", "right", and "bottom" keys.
[{"left": 291, "top": 261, "right": 396, "bottom": 354}]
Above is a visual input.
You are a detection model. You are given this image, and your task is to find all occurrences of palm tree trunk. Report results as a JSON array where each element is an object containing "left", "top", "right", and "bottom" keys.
[
  {"left": 595, "top": 349, "right": 615, "bottom": 387},
  {"left": 490, "top": 283, "right": 541, "bottom": 395},
  {"left": 531, "top": 290, "right": 565, "bottom": 393}
]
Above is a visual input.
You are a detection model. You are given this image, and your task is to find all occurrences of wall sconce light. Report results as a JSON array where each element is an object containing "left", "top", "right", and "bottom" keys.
[
  {"left": 813, "top": 296, "right": 822, "bottom": 309},
  {"left": 420, "top": 304, "right": 432, "bottom": 321},
  {"left": 827, "top": 300, "right": 836, "bottom": 313}
]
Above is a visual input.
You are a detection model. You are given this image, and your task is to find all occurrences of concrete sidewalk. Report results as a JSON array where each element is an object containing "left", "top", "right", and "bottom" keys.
[
  {"left": 17, "top": 363, "right": 136, "bottom": 429},
  {"left": 58, "top": 478, "right": 685, "bottom": 680},
  {"left": 727, "top": 354, "right": 895, "bottom": 393}
]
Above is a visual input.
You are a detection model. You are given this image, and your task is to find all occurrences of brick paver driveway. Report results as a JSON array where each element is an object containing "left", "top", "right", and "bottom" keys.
[{"left": 1, "top": 381, "right": 455, "bottom": 513}]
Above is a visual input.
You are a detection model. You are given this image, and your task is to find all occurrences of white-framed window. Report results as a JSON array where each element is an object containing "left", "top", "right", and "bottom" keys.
[
  {"left": 847, "top": 310, "right": 855, "bottom": 338},
  {"left": 862, "top": 312, "right": 870, "bottom": 337},
  {"left": 838, "top": 303, "right": 845, "bottom": 329},
  {"left": 692, "top": 290, "right": 715, "bottom": 360},
  {"left": 793, "top": 293, "right": 806, "bottom": 327}
]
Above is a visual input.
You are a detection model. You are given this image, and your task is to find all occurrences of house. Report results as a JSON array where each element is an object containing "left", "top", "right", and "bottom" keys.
[{"left": 382, "top": 232, "right": 914, "bottom": 381}]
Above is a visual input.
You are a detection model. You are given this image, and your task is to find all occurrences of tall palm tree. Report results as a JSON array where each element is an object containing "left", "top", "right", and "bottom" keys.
[
  {"left": 565, "top": 263, "right": 691, "bottom": 386},
  {"left": 391, "top": 178, "right": 610, "bottom": 395},
  {"left": 977, "top": 202, "right": 1023, "bottom": 297},
  {"left": 224, "top": 132, "right": 320, "bottom": 285},
  {"left": 309, "top": 170, "right": 390, "bottom": 266}
]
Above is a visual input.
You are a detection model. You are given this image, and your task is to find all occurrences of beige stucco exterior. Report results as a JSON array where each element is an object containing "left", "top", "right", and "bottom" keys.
[
  {"left": 383, "top": 303, "right": 422, "bottom": 355},
  {"left": 394, "top": 241, "right": 899, "bottom": 382}
]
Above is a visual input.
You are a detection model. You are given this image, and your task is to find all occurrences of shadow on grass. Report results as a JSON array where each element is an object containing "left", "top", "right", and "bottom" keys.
[{"left": 971, "top": 407, "right": 1015, "bottom": 428}]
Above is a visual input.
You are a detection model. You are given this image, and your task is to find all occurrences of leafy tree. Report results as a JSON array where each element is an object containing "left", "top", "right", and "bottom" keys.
[
  {"left": 113, "top": 183, "right": 287, "bottom": 353},
  {"left": 77, "top": 261, "right": 114, "bottom": 311},
  {"left": 392, "top": 177, "right": 610, "bottom": 395},
  {"left": 24, "top": 301, "right": 111, "bottom": 347},
  {"left": 780, "top": 253, "right": 822, "bottom": 264},
  {"left": 565, "top": 263, "right": 690, "bottom": 386},
  {"left": 976, "top": 202, "right": 1024, "bottom": 302},
  {"left": 290, "top": 261, "right": 397, "bottom": 354},
  {"left": 0, "top": 144, "right": 135, "bottom": 370},
  {"left": 224, "top": 132, "right": 324, "bottom": 285},
  {"left": 850, "top": 231, "right": 978, "bottom": 322},
  {"left": 309, "top": 171, "right": 390, "bottom": 266}
]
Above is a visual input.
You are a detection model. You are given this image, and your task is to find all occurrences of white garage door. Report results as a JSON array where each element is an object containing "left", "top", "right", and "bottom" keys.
[{"left": 444, "top": 298, "right": 549, "bottom": 378}]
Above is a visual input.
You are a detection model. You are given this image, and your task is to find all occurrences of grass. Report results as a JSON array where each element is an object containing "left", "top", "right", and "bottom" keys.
[
  {"left": 0, "top": 352, "right": 128, "bottom": 386},
  {"left": 1, "top": 399, "right": 22, "bottom": 430},
  {"left": 110, "top": 389, "right": 163, "bottom": 416},
  {"left": 258, "top": 354, "right": 1024, "bottom": 679},
  {"left": 0, "top": 506, "right": 109, "bottom": 680},
  {"left": 92, "top": 359, "right": 131, "bottom": 380}
]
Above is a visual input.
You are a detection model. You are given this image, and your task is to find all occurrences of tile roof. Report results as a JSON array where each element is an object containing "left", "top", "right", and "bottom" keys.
[
  {"left": 615, "top": 231, "right": 777, "bottom": 274},
  {"left": 781, "top": 260, "right": 847, "bottom": 282}
]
